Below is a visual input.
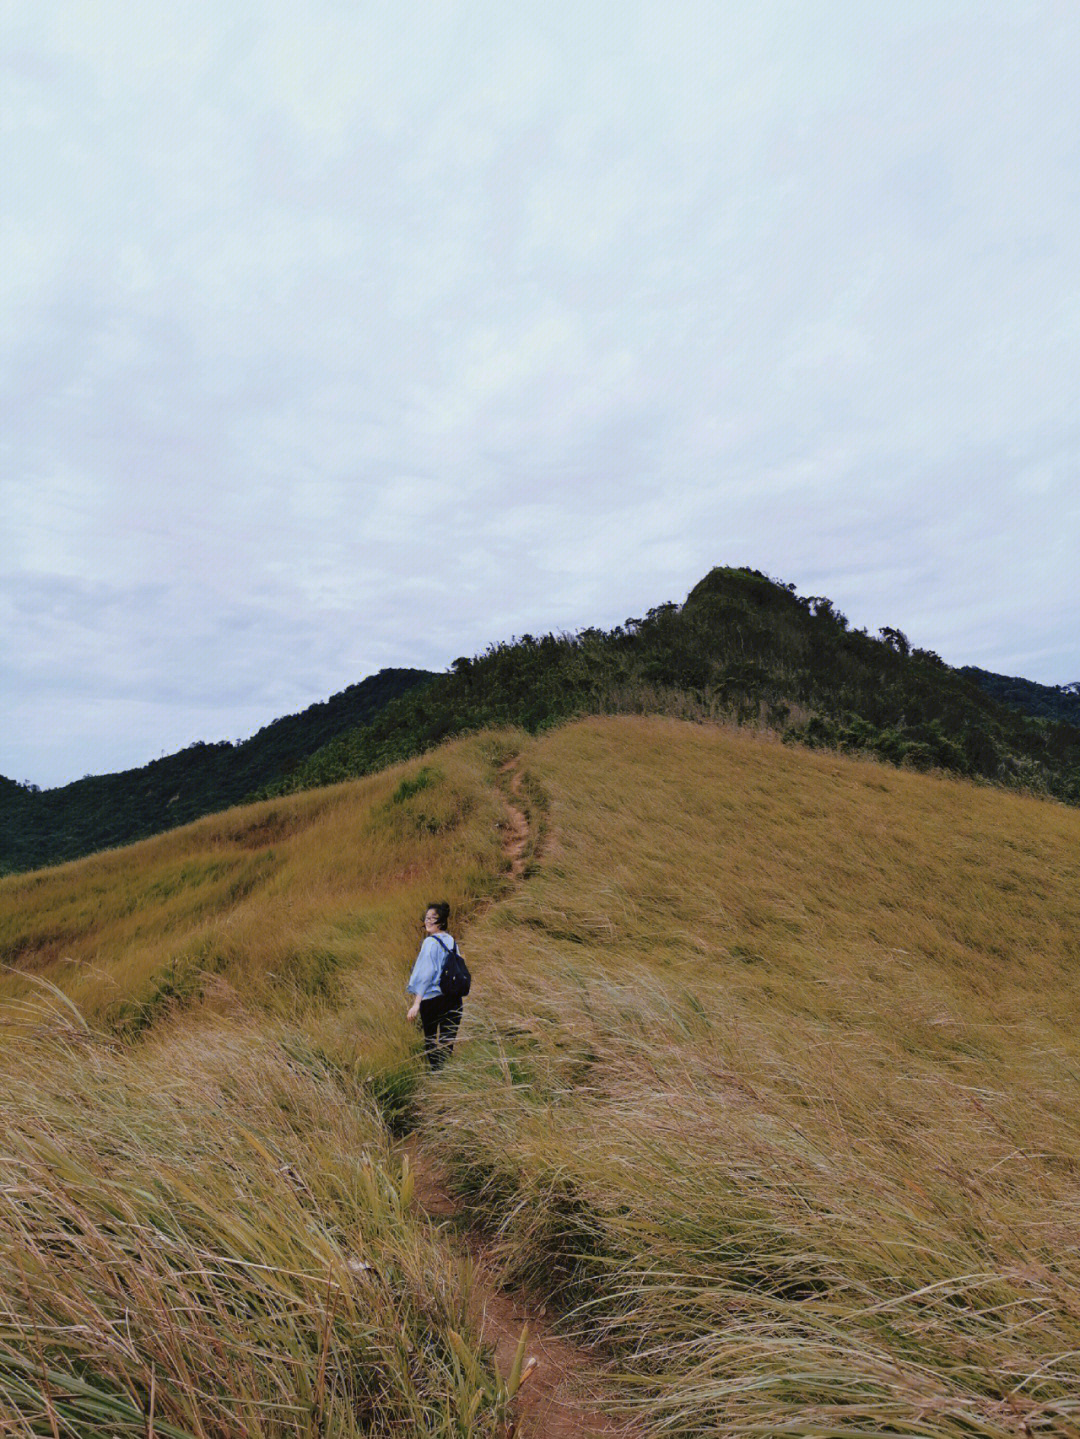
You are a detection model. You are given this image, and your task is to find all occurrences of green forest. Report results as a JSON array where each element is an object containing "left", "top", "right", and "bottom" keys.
[
  {"left": 962, "top": 665, "right": 1080, "bottom": 725},
  {"left": 0, "top": 668, "right": 432, "bottom": 874},
  {"left": 4, "top": 567, "right": 1079, "bottom": 875}
]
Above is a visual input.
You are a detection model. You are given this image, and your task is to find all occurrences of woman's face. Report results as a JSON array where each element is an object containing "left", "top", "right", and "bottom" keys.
[{"left": 424, "top": 908, "right": 441, "bottom": 932}]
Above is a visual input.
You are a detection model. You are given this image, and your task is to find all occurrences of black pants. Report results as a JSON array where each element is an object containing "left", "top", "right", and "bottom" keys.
[{"left": 419, "top": 995, "right": 463, "bottom": 1070}]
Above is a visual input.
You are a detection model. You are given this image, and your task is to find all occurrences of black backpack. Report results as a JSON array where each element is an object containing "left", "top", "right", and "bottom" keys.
[{"left": 432, "top": 935, "right": 471, "bottom": 1000}]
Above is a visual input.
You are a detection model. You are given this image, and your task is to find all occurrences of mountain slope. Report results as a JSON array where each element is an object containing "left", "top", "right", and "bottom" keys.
[
  {"left": 0, "top": 666, "right": 434, "bottom": 874},
  {"left": 423, "top": 716, "right": 1080, "bottom": 1437},
  {"left": 2, "top": 717, "right": 1079, "bottom": 1434}
]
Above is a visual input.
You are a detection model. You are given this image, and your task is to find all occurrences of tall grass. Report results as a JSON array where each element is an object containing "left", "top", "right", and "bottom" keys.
[
  {"left": 421, "top": 717, "right": 1080, "bottom": 1437},
  {"left": 0, "top": 734, "right": 528, "bottom": 1434},
  {"left": 0, "top": 1010, "right": 525, "bottom": 1435},
  {"left": 6, "top": 714, "right": 1080, "bottom": 1434}
]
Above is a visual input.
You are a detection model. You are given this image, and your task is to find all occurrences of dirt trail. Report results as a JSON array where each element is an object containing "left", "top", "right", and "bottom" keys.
[
  {"left": 498, "top": 757, "right": 530, "bottom": 880},
  {"left": 404, "top": 1136, "right": 628, "bottom": 1439},
  {"left": 403, "top": 757, "right": 633, "bottom": 1439}
]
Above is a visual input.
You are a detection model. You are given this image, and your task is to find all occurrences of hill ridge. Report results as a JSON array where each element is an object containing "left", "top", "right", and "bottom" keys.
[
  {"left": 258, "top": 566, "right": 1080, "bottom": 816},
  {"left": 5, "top": 565, "right": 1080, "bottom": 877},
  {"left": 3, "top": 716, "right": 1079, "bottom": 1433}
]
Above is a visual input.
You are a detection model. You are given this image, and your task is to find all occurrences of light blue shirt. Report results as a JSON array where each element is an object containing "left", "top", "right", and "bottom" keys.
[{"left": 406, "top": 933, "right": 457, "bottom": 1001}]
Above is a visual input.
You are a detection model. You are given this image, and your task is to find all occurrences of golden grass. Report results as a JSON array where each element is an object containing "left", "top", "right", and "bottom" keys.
[
  {"left": 4, "top": 714, "right": 1080, "bottom": 1435},
  {"left": 0, "top": 1012, "right": 528, "bottom": 1435},
  {"left": 0, "top": 735, "right": 516, "bottom": 1053},
  {"left": 422, "top": 717, "right": 1080, "bottom": 1437},
  {"left": 0, "top": 733, "right": 529, "bottom": 1434}
]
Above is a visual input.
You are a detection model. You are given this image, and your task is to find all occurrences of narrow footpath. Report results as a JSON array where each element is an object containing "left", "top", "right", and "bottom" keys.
[
  {"left": 498, "top": 757, "right": 530, "bottom": 880},
  {"left": 402, "top": 757, "right": 633, "bottom": 1439}
]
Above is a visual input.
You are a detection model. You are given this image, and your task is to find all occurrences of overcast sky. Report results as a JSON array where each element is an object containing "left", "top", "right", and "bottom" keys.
[{"left": 4, "top": 1, "right": 1079, "bottom": 787}]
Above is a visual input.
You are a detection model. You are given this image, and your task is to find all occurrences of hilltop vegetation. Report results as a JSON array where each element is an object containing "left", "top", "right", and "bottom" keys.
[
  {"left": 5, "top": 569, "right": 1079, "bottom": 878},
  {"left": 962, "top": 665, "right": 1080, "bottom": 727},
  {"left": 263, "top": 567, "right": 1080, "bottom": 809},
  {"left": 0, "top": 667, "right": 433, "bottom": 875}
]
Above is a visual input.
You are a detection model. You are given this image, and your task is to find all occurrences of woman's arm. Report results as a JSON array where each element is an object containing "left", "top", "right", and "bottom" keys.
[{"left": 405, "top": 939, "right": 437, "bottom": 1020}]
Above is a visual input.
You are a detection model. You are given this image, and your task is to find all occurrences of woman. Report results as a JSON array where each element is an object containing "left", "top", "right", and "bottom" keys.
[{"left": 405, "top": 901, "right": 463, "bottom": 1070}]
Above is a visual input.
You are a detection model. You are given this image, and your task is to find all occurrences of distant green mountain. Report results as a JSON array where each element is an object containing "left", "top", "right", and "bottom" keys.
[
  {"left": 260, "top": 567, "right": 1080, "bottom": 809},
  {"left": 7, "top": 568, "right": 1079, "bottom": 877},
  {"left": 0, "top": 668, "right": 434, "bottom": 874},
  {"left": 960, "top": 666, "right": 1080, "bottom": 728}
]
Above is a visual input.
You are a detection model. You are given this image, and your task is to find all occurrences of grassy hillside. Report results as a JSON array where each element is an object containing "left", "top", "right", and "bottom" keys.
[
  {"left": 0, "top": 666, "right": 434, "bottom": 875},
  {"left": 421, "top": 718, "right": 1080, "bottom": 1438},
  {"left": 260, "top": 568, "right": 1080, "bottom": 814},
  {"left": 0, "top": 736, "right": 526, "bottom": 1435},
  {"left": 0, "top": 733, "right": 499, "bottom": 1049},
  {"left": 3, "top": 715, "right": 1079, "bottom": 1435}
]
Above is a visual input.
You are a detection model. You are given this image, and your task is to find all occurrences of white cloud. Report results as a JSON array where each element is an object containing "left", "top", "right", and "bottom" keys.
[{"left": 2, "top": 0, "right": 1079, "bottom": 786}]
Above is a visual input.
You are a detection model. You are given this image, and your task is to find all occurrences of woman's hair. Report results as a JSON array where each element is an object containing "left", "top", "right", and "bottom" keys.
[{"left": 425, "top": 900, "right": 450, "bottom": 929}]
